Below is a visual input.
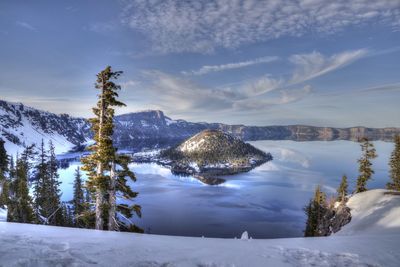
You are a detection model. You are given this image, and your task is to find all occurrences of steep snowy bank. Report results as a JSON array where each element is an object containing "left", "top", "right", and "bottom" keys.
[{"left": 336, "top": 189, "right": 400, "bottom": 236}]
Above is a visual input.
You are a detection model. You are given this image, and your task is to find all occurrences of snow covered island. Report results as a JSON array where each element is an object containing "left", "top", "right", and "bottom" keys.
[
  {"left": 0, "top": 189, "right": 399, "bottom": 266},
  {"left": 151, "top": 130, "right": 272, "bottom": 184}
]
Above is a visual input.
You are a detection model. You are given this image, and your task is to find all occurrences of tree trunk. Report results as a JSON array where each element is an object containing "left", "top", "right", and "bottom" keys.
[
  {"left": 108, "top": 161, "right": 117, "bottom": 231},
  {"left": 95, "top": 183, "right": 104, "bottom": 230},
  {"left": 95, "top": 74, "right": 106, "bottom": 230}
]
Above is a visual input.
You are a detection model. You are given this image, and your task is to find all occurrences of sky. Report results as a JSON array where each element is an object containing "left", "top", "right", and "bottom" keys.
[{"left": 0, "top": 0, "right": 399, "bottom": 127}]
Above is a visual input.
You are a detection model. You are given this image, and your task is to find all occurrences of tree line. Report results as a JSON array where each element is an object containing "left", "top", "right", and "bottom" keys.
[
  {"left": 0, "top": 66, "right": 142, "bottom": 232},
  {"left": 304, "top": 136, "right": 400, "bottom": 237}
]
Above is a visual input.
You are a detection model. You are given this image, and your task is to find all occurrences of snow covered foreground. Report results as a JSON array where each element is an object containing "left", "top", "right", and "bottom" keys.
[{"left": 0, "top": 189, "right": 399, "bottom": 267}]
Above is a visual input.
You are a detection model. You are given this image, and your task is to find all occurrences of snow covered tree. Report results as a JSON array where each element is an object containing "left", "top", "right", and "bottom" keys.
[
  {"left": 387, "top": 135, "right": 400, "bottom": 191},
  {"left": 304, "top": 185, "right": 327, "bottom": 237},
  {"left": 355, "top": 138, "right": 377, "bottom": 193},
  {"left": 336, "top": 175, "right": 348, "bottom": 202},
  {"left": 81, "top": 66, "right": 141, "bottom": 231}
]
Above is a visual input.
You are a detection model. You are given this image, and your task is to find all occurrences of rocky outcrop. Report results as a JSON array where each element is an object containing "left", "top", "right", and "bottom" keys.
[{"left": 317, "top": 203, "right": 352, "bottom": 236}]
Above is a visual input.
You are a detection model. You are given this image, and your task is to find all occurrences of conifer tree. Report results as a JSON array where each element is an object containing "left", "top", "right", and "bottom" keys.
[
  {"left": 336, "top": 175, "right": 348, "bottom": 202},
  {"left": 387, "top": 135, "right": 400, "bottom": 191},
  {"left": 33, "top": 139, "right": 48, "bottom": 221},
  {"left": 12, "top": 146, "right": 35, "bottom": 223},
  {"left": 81, "top": 66, "right": 141, "bottom": 231},
  {"left": 6, "top": 156, "right": 16, "bottom": 221},
  {"left": 304, "top": 185, "right": 327, "bottom": 237},
  {"left": 47, "top": 141, "right": 63, "bottom": 225},
  {"left": 32, "top": 140, "right": 63, "bottom": 225},
  {"left": 0, "top": 139, "right": 9, "bottom": 208},
  {"left": 72, "top": 167, "right": 85, "bottom": 226},
  {"left": 355, "top": 138, "right": 377, "bottom": 193}
]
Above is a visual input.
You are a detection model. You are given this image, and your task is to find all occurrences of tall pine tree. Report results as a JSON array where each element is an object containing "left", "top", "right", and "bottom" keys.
[
  {"left": 81, "top": 66, "right": 141, "bottom": 231},
  {"left": 0, "top": 139, "right": 9, "bottom": 208},
  {"left": 355, "top": 138, "right": 377, "bottom": 193},
  {"left": 33, "top": 139, "right": 48, "bottom": 221},
  {"left": 47, "top": 141, "right": 64, "bottom": 226},
  {"left": 387, "top": 135, "right": 400, "bottom": 191},
  {"left": 336, "top": 175, "right": 348, "bottom": 202},
  {"left": 11, "top": 146, "right": 35, "bottom": 223},
  {"left": 304, "top": 185, "right": 327, "bottom": 237},
  {"left": 72, "top": 167, "right": 86, "bottom": 227}
]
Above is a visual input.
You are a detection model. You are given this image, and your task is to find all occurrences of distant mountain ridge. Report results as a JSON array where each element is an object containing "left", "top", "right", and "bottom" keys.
[{"left": 1, "top": 99, "right": 399, "bottom": 154}]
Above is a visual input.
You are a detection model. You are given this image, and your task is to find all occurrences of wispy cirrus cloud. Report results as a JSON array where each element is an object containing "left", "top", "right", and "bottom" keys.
[
  {"left": 16, "top": 21, "right": 37, "bottom": 31},
  {"left": 289, "top": 49, "right": 368, "bottom": 84},
  {"left": 138, "top": 71, "right": 311, "bottom": 114},
  {"left": 121, "top": 0, "right": 400, "bottom": 54},
  {"left": 129, "top": 47, "right": 380, "bottom": 119},
  {"left": 182, "top": 56, "right": 279, "bottom": 76}
]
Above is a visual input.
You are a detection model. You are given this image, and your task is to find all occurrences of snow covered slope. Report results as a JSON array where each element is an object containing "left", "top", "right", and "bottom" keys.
[
  {"left": 336, "top": 189, "right": 400, "bottom": 236},
  {"left": 0, "top": 100, "right": 90, "bottom": 155},
  {"left": 0, "top": 222, "right": 399, "bottom": 266},
  {"left": 0, "top": 190, "right": 399, "bottom": 266}
]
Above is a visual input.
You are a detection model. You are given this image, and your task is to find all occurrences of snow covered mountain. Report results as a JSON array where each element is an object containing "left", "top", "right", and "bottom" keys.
[
  {"left": 0, "top": 100, "right": 90, "bottom": 155},
  {"left": 0, "top": 189, "right": 399, "bottom": 266},
  {"left": 1, "top": 99, "right": 400, "bottom": 155}
]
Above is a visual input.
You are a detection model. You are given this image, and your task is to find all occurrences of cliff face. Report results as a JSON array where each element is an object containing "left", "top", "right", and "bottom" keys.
[{"left": 317, "top": 203, "right": 352, "bottom": 236}]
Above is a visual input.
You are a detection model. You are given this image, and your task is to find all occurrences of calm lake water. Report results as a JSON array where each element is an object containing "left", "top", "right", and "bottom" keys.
[{"left": 58, "top": 140, "right": 393, "bottom": 239}]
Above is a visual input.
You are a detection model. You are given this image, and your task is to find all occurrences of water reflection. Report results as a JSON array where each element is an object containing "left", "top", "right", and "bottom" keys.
[{"left": 57, "top": 140, "right": 393, "bottom": 238}]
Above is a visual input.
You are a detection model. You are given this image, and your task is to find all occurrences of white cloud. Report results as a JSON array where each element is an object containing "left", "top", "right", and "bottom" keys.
[
  {"left": 289, "top": 49, "right": 368, "bottom": 84},
  {"left": 86, "top": 22, "right": 116, "bottom": 33},
  {"left": 241, "top": 75, "right": 284, "bottom": 97},
  {"left": 135, "top": 48, "right": 368, "bottom": 115},
  {"left": 121, "top": 0, "right": 400, "bottom": 54},
  {"left": 120, "top": 80, "right": 140, "bottom": 89},
  {"left": 138, "top": 70, "right": 311, "bottom": 115},
  {"left": 141, "top": 71, "right": 238, "bottom": 112},
  {"left": 233, "top": 86, "right": 312, "bottom": 110},
  {"left": 182, "top": 56, "right": 279, "bottom": 75},
  {"left": 16, "top": 21, "right": 36, "bottom": 31}
]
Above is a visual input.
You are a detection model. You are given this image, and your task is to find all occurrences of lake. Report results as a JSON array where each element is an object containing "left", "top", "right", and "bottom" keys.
[{"left": 58, "top": 140, "right": 394, "bottom": 239}]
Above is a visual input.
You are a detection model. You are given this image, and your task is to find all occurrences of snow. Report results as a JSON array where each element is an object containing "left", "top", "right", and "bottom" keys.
[
  {"left": 240, "top": 231, "right": 249, "bottom": 240},
  {"left": 165, "top": 117, "right": 177, "bottom": 126},
  {"left": 0, "top": 222, "right": 398, "bottom": 266},
  {"left": 133, "top": 149, "right": 161, "bottom": 157},
  {"left": 0, "top": 207, "right": 6, "bottom": 222},
  {"left": 0, "top": 100, "right": 80, "bottom": 155},
  {"left": 335, "top": 189, "right": 400, "bottom": 236},
  {"left": 179, "top": 137, "right": 206, "bottom": 153},
  {"left": 0, "top": 189, "right": 399, "bottom": 266}
]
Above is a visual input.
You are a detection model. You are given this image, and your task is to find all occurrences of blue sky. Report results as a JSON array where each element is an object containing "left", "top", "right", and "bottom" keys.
[{"left": 0, "top": 0, "right": 399, "bottom": 127}]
